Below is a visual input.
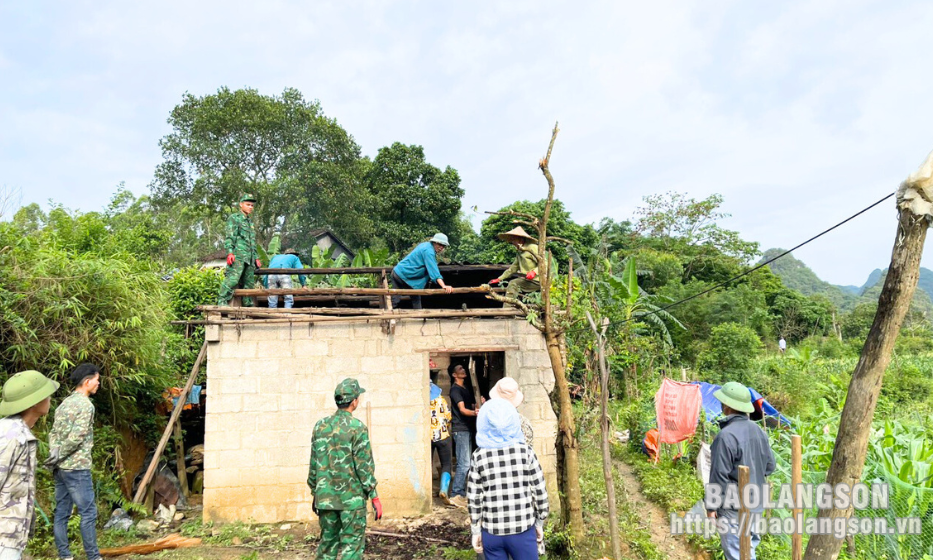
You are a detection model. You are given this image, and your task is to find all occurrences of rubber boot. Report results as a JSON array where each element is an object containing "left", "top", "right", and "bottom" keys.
[{"left": 439, "top": 472, "right": 451, "bottom": 505}]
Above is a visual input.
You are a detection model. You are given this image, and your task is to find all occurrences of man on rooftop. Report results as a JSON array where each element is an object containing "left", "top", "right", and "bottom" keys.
[
  {"left": 266, "top": 248, "right": 307, "bottom": 309},
  {"left": 390, "top": 233, "right": 454, "bottom": 309},
  {"left": 489, "top": 226, "right": 540, "bottom": 299},
  {"left": 217, "top": 194, "right": 262, "bottom": 307}
]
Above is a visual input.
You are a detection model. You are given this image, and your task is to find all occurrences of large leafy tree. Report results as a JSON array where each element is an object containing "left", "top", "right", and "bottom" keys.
[
  {"left": 150, "top": 87, "right": 373, "bottom": 254},
  {"left": 365, "top": 142, "right": 464, "bottom": 253},
  {"left": 634, "top": 191, "right": 759, "bottom": 267}
]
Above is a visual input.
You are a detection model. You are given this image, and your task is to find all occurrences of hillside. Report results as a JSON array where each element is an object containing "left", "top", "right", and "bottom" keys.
[
  {"left": 761, "top": 249, "right": 933, "bottom": 314},
  {"left": 759, "top": 249, "right": 855, "bottom": 308},
  {"left": 855, "top": 267, "right": 933, "bottom": 301}
]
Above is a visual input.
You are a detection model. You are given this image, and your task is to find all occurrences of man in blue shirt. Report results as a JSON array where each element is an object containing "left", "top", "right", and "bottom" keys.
[
  {"left": 391, "top": 233, "right": 454, "bottom": 309},
  {"left": 266, "top": 248, "right": 307, "bottom": 308}
]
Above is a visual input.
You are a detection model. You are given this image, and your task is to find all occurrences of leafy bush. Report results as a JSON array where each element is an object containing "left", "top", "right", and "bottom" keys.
[{"left": 697, "top": 322, "right": 762, "bottom": 385}]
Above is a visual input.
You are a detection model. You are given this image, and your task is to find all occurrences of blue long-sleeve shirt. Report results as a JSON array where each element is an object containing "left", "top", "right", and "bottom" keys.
[
  {"left": 393, "top": 242, "right": 443, "bottom": 289},
  {"left": 268, "top": 253, "right": 307, "bottom": 286}
]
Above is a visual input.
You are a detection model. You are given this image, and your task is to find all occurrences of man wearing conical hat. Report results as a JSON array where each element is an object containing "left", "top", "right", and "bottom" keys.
[
  {"left": 0, "top": 370, "right": 59, "bottom": 559},
  {"left": 489, "top": 226, "right": 540, "bottom": 298}
]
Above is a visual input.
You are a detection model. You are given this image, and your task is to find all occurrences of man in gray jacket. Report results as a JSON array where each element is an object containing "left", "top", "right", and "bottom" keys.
[{"left": 705, "top": 381, "right": 775, "bottom": 560}]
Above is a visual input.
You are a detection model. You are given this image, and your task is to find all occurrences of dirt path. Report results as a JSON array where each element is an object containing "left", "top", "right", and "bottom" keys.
[{"left": 615, "top": 459, "right": 703, "bottom": 560}]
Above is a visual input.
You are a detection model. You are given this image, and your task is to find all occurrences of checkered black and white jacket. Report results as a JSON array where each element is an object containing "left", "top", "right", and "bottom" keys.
[{"left": 467, "top": 443, "right": 550, "bottom": 536}]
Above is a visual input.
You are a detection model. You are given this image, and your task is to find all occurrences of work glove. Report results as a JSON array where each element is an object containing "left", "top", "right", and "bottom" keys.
[
  {"left": 488, "top": 278, "right": 500, "bottom": 285},
  {"left": 472, "top": 534, "right": 483, "bottom": 553},
  {"left": 526, "top": 270, "right": 537, "bottom": 281},
  {"left": 255, "top": 259, "right": 262, "bottom": 269},
  {"left": 312, "top": 497, "right": 319, "bottom": 516},
  {"left": 43, "top": 447, "right": 61, "bottom": 471},
  {"left": 536, "top": 526, "right": 544, "bottom": 543},
  {"left": 226, "top": 253, "right": 235, "bottom": 266},
  {"left": 372, "top": 497, "right": 383, "bottom": 521}
]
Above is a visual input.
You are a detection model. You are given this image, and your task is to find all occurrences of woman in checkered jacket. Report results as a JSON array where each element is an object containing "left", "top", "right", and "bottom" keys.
[{"left": 467, "top": 399, "right": 549, "bottom": 560}]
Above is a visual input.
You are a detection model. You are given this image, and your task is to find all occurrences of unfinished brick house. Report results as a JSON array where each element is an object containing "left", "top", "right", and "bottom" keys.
[{"left": 199, "top": 265, "right": 559, "bottom": 523}]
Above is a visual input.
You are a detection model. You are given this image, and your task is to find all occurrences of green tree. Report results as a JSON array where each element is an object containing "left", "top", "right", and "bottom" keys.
[
  {"left": 697, "top": 322, "right": 762, "bottom": 384},
  {"left": 365, "top": 142, "right": 464, "bottom": 253},
  {"left": 634, "top": 192, "right": 759, "bottom": 263},
  {"left": 150, "top": 87, "right": 373, "bottom": 252}
]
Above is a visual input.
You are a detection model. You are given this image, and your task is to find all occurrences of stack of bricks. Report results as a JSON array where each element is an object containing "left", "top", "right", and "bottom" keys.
[{"left": 203, "top": 317, "right": 559, "bottom": 523}]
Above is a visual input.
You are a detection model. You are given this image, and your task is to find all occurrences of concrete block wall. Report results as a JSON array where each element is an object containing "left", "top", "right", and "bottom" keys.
[{"left": 203, "top": 317, "right": 559, "bottom": 523}]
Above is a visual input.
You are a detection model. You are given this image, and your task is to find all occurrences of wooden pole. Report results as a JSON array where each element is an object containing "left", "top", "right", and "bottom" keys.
[
  {"left": 200, "top": 309, "right": 524, "bottom": 326},
  {"left": 586, "top": 312, "right": 621, "bottom": 560},
  {"left": 805, "top": 151, "right": 933, "bottom": 560},
  {"left": 254, "top": 264, "right": 508, "bottom": 276},
  {"left": 173, "top": 419, "right": 189, "bottom": 498},
  {"left": 233, "top": 286, "right": 500, "bottom": 297},
  {"left": 467, "top": 356, "right": 483, "bottom": 411},
  {"left": 134, "top": 341, "right": 207, "bottom": 504},
  {"left": 738, "top": 465, "right": 751, "bottom": 560},
  {"left": 792, "top": 435, "right": 803, "bottom": 560}
]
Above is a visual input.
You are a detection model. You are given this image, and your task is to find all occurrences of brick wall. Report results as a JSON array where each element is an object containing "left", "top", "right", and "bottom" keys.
[{"left": 203, "top": 317, "right": 558, "bottom": 523}]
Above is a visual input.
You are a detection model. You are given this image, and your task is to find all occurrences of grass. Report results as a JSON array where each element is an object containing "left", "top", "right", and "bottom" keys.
[{"left": 575, "top": 405, "right": 664, "bottom": 560}]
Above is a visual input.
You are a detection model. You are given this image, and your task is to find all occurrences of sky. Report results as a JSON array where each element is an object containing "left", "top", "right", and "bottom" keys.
[{"left": 2, "top": 0, "right": 933, "bottom": 286}]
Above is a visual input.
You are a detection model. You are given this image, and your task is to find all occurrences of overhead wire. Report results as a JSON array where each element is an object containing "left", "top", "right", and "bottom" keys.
[{"left": 566, "top": 190, "right": 897, "bottom": 334}]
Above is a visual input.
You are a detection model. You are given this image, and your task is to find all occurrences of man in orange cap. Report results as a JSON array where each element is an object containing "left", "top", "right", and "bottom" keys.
[{"left": 489, "top": 227, "right": 540, "bottom": 298}]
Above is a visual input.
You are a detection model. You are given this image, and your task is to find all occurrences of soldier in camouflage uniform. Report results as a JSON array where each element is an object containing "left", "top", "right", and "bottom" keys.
[
  {"left": 0, "top": 370, "right": 59, "bottom": 560},
  {"left": 47, "top": 364, "right": 102, "bottom": 560},
  {"left": 308, "top": 379, "right": 382, "bottom": 560},
  {"left": 217, "top": 194, "right": 262, "bottom": 306}
]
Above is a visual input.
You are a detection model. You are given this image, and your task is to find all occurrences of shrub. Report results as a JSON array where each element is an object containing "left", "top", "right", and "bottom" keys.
[{"left": 697, "top": 322, "right": 762, "bottom": 385}]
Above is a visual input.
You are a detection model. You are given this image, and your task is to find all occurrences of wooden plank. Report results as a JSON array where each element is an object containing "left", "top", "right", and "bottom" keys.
[
  {"left": 738, "top": 465, "right": 751, "bottom": 560},
  {"left": 254, "top": 264, "right": 509, "bottom": 275},
  {"left": 467, "top": 356, "right": 483, "bottom": 411},
  {"left": 414, "top": 345, "right": 520, "bottom": 353},
  {"left": 792, "top": 435, "right": 803, "bottom": 560},
  {"left": 173, "top": 419, "right": 189, "bottom": 498},
  {"left": 134, "top": 341, "right": 207, "bottom": 504},
  {"left": 233, "top": 286, "right": 501, "bottom": 297},
  {"left": 204, "top": 309, "right": 524, "bottom": 326}
]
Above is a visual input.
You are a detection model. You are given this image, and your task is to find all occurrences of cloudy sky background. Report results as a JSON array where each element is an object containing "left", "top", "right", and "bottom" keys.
[{"left": 2, "top": 0, "right": 933, "bottom": 286}]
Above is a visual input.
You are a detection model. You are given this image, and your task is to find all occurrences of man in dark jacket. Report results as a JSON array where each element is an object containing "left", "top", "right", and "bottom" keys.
[{"left": 705, "top": 381, "right": 775, "bottom": 560}]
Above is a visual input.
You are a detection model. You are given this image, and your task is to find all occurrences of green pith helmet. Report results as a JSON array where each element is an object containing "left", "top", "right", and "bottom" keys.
[
  {"left": 335, "top": 378, "right": 365, "bottom": 405},
  {"left": 0, "top": 371, "right": 60, "bottom": 417},
  {"left": 240, "top": 194, "right": 257, "bottom": 203},
  {"left": 713, "top": 381, "right": 755, "bottom": 414}
]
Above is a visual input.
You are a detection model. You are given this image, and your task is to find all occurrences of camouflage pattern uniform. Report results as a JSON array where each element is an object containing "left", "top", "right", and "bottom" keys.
[
  {"left": 217, "top": 196, "right": 260, "bottom": 306},
  {"left": 0, "top": 415, "right": 38, "bottom": 553},
  {"left": 308, "top": 379, "right": 378, "bottom": 560},
  {"left": 48, "top": 392, "right": 95, "bottom": 471},
  {"left": 49, "top": 392, "right": 99, "bottom": 560}
]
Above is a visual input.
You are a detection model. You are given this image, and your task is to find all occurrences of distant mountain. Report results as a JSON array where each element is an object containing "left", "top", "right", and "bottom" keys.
[
  {"left": 759, "top": 249, "right": 854, "bottom": 308},
  {"left": 760, "top": 249, "right": 933, "bottom": 313},
  {"left": 853, "top": 267, "right": 933, "bottom": 302}
]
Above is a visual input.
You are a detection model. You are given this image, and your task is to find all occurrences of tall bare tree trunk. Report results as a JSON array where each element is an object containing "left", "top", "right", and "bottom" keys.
[
  {"left": 545, "top": 330, "right": 585, "bottom": 539},
  {"left": 804, "top": 151, "right": 933, "bottom": 560},
  {"left": 587, "top": 313, "right": 622, "bottom": 560}
]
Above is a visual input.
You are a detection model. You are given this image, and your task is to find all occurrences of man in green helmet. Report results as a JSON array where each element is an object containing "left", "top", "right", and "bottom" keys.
[
  {"left": 0, "top": 370, "right": 60, "bottom": 560},
  {"left": 705, "top": 381, "right": 775, "bottom": 560},
  {"left": 308, "top": 378, "right": 382, "bottom": 560},
  {"left": 217, "top": 194, "right": 262, "bottom": 306}
]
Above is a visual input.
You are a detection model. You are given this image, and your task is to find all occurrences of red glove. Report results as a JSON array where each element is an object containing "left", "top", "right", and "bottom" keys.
[
  {"left": 226, "top": 253, "right": 235, "bottom": 266},
  {"left": 255, "top": 259, "right": 262, "bottom": 268},
  {"left": 489, "top": 278, "right": 500, "bottom": 285},
  {"left": 526, "top": 270, "right": 537, "bottom": 281},
  {"left": 372, "top": 498, "right": 383, "bottom": 520}
]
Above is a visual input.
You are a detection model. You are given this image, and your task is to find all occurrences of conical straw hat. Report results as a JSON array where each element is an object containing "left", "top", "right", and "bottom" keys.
[{"left": 498, "top": 226, "right": 536, "bottom": 244}]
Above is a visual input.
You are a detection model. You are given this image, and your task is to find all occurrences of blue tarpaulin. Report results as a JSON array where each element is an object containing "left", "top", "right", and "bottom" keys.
[{"left": 692, "top": 381, "right": 791, "bottom": 426}]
